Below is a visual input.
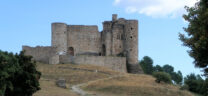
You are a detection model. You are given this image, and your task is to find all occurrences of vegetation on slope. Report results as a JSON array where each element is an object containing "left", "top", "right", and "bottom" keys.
[
  {"left": 83, "top": 74, "right": 193, "bottom": 96},
  {"left": 33, "top": 78, "right": 78, "bottom": 96},
  {"left": 36, "top": 62, "right": 120, "bottom": 85},
  {"left": 0, "top": 50, "right": 41, "bottom": 96},
  {"left": 33, "top": 62, "right": 121, "bottom": 96},
  {"left": 34, "top": 62, "right": 195, "bottom": 96}
]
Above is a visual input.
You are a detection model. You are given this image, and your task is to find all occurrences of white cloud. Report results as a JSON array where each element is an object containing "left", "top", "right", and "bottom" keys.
[{"left": 114, "top": 0, "right": 198, "bottom": 18}]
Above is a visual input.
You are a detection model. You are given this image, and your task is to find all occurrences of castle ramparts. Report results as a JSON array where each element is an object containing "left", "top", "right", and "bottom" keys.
[{"left": 22, "top": 14, "right": 143, "bottom": 73}]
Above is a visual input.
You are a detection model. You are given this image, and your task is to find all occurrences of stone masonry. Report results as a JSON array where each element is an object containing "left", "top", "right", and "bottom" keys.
[{"left": 22, "top": 14, "right": 143, "bottom": 73}]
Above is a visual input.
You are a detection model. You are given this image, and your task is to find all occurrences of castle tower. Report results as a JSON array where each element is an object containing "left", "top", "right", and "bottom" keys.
[
  {"left": 51, "top": 23, "right": 67, "bottom": 54},
  {"left": 124, "top": 20, "right": 142, "bottom": 73},
  {"left": 112, "top": 14, "right": 117, "bottom": 21},
  {"left": 102, "top": 21, "right": 113, "bottom": 56},
  {"left": 124, "top": 20, "right": 138, "bottom": 64}
]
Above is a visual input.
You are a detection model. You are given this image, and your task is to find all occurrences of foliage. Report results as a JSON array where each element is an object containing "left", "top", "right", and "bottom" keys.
[
  {"left": 153, "top": 64, "right": 183, "bottom": 85},
  {"left": 180, "top": 84, "right": 189, "bottom": 90},
  {"left": 201, "top": 78, "right": 208, "bottom": 96},
  {"left": 162, "top": 64, "right": 174, "bottom": 74},
  {"left": 184, "top": 73, "right": 207, "bottom": 96},
  {"left": 0, "top": 51, "right": 19, "bottom": 96},
  {"left": 153, "top": 65, "right": 163, "bottom": 72},
  {"left": 140, "top": 56, "right": 154, "bottom": 75},
  {"left": 140, "top": 56, "right": 183, "bottom": 85},
  {"left": 179, "top": 0, "right": 208, "bottom": 76},
  {"left": 153, "top": 72, "right": 172, "bottom": 84},
  {"left": 171, "top": 71, "right": 183, "bottom": 85},
  {"left": 0, "top": 50, "right": 41, "bottom": 96}
]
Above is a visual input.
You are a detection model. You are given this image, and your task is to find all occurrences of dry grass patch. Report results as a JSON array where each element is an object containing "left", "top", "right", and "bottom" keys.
[
  {"left": 83, "top": 74, "right": 193, "bottom": 96},
  {"left": 34, "top": 63, "right": 121, "bottom": 96},
  {"left": 36, "top": 63, "right": 120, "bottom": 85},
  {"left": 33, "top": 78, "right": 78, "bottom": 96}
]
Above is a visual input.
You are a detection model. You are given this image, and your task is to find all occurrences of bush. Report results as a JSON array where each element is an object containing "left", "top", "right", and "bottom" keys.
[
  {"left": 153, "top": 72, "right": 172, "bottom": 84},
  {"left": 180, "top": 84, "right": 189, "bottom": 90}
]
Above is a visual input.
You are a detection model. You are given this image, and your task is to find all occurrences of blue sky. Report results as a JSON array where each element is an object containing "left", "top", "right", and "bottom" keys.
[{"left": 0, "top": 0, "right": 202, "bottom": 77}]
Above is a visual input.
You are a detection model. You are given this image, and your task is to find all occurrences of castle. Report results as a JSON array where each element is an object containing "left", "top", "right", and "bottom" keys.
[{"left": 23, "top": 14, "right": 142, "bottom": 73}]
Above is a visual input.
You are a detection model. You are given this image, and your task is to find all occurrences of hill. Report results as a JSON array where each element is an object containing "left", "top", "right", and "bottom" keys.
[{"left": 33, "top": 63, "right": 193, "bottom": 96}]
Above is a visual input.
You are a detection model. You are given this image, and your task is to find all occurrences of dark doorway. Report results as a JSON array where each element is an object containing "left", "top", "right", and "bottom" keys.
[
  {"left": 68, "top": 47, "right": 74, "bottom": 56},
  {"left": 102, "top": 44, "right": 106, "bottom": 56}
]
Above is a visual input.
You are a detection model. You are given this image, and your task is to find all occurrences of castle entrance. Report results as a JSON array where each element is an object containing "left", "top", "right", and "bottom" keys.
[{"left": 68, "top": 47, "right": 74, "bottom": 56}]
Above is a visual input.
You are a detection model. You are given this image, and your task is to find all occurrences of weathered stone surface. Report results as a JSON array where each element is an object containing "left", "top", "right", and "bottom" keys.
[
  {"left": 59, "top": 55, "right": 127, "bottom": 73},
  {"left": 22, "top": 14, "right": 142, "bottom": 73},
  {"left": 22, "top": 46, "right": 57, "bottom": 64},
  {"left": 56, "top": 78, "right": 66, "bottom": 88},
  {"left": 49, "top": 55, "right": 59, "bottom": 64}
]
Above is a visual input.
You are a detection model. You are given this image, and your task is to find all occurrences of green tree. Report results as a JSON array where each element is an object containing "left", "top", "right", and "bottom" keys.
[
  {"left": 201, "top": 78, "right": 208, "bottom": 96},
  {"left": 0, "top": 50, "right": 41, "bottom": 96},
  {"left": 171, "top": 71, "right": 183, "bottom": 85},
  {"left": 140, "top": 56, "right": 154, "bottom": 75},
  {"left": 184, "top": 73, "right": 204, "bottom": 94},
  {"left": 153, "top": 72, "right": 172, "bottom": 84},
  {"left": 0, "top": 51, "right": 20, "bottom": 96},
  {"left": 162, "top": 64, "right": 174, "bottom": 74},
  {"left": 179, "top": 0, "right": 208, "bottom": 76},
  {"left": 153, "top": 65, "right": 163, "bottom": 72},
  {"left": 162, "top": 65, "right": 183, "bottom": 85}
]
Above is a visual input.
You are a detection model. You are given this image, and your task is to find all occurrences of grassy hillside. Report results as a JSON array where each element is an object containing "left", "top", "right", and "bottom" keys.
[
  {"left": 33, "top": 78, "right": 78, "bottom": 96},
  {"left": 83, "top": 74, "right": 193, "bottom": 96},
  {"left": 34, "top": 63, "right": 193, "bottom": 96},
  {"left": 36, "top": 63, "right": 120, "bottom": 85},
  {"left": 33, "top": 62, "right": 121, "bottom": 96}
]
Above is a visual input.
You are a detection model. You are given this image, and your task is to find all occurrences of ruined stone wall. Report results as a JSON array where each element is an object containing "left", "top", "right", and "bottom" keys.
[
  {"left": 59, "top": 55, "right": 127, "bottom": 72},
  {"left": 124, "top": 20, "right": 138, "bottom": 65},
  {"left": 22, "top": 14, "right": 141, "bottom": 73},
  {"left": 22, "top": 46, "right": 57, "bottom": 63},
  {"left": 52, "top": 23, "right": 67, "bottom": 54},
  {"left": 102, "top": 21, "right": 112, "bottom": 56},
  {"left": 111, "top": 23, "right": 124, "bottom": 55},
  {"left": 67, "top": 25, "right": 101, "bottom": 55}
]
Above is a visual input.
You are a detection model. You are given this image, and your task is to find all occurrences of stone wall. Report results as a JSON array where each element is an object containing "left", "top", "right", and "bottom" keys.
[
  {"left": 59, "top": 55, "right": 127, "bottom": 72},
  {"left": 22, "top": 46, "right": 57, "bottom": 64},
  {"left": 124, "top": 20, "right": 138, "bottom": 65},
  {"left": 51, "top": 23, "right": 67, "bottom": 54},
  {"left": 67, "top": 25, "right": 101, "bottom": 55}
]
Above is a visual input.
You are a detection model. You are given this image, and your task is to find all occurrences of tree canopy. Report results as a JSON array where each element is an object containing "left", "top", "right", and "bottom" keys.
[
  {"left": 179, "top": 0, "right": 208, "bottom": 76},
  {"left": 0, "top": 50, "right": 41, "bottom": 96},
  {"left": 140, "top": 56, "right": 183, "bottom": 85},
  {"left": 140, "top": 56, "right": 154, "bottom": 74},
  {"left": 184, "top": 73, "right": 208, "bottom": 96}
]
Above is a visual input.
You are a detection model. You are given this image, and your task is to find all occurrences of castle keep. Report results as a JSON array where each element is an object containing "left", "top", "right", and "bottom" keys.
[{"left": 23, "top": 14, "right": 142, "bottom": 73}]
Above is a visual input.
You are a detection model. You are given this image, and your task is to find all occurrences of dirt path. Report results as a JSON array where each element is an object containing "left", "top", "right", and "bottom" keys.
[
  {"left": 71, "top": 75, "right": 124, "bottom": 96},
  {"left": 71, "top": 84, "right": 92, "bottom": 96}
]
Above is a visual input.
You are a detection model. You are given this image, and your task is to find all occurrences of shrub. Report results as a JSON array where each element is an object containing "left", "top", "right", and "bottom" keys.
[
  {"left": 153, "top": 72, "right": 172, "bottom": 84},
  {"left": 180, "top": 84, "right": 189, "bottom": 90}
]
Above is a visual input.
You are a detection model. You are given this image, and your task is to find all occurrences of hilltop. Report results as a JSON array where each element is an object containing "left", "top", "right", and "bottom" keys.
[{"left": 33, "top": 63, "right": 193, "bottom": 96}]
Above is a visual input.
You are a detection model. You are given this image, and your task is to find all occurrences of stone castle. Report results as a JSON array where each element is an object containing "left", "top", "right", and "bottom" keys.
[{"left": 23, "top": 14, "right": 142, "bottom": 73}]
